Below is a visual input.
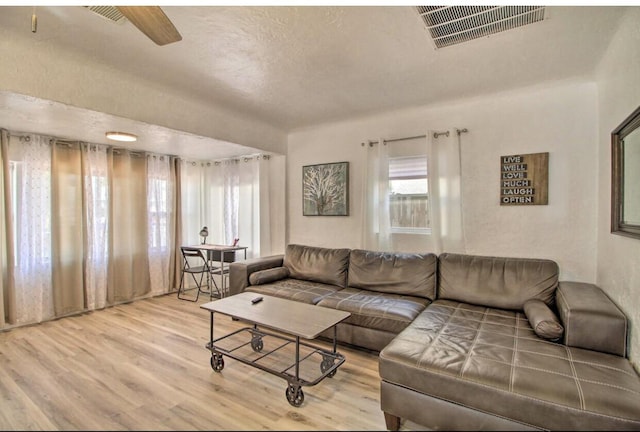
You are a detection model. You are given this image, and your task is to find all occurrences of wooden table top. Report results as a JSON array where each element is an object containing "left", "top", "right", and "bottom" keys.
[
  {"left": 185, "top": 244, "right": 248, "bottom": 251},
  {"left": 200, "top": 292, "right": 351, "bottom": 339}
]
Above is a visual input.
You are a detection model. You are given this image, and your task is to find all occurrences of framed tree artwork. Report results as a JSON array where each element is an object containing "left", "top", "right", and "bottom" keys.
[{"left": 302, "top": 161, "right": 349, "bottom": 216}]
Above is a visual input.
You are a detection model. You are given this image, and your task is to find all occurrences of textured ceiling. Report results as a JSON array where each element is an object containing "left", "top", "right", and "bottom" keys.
[{"left": 0, "top": 5, "right": 629, "bottom": 158}]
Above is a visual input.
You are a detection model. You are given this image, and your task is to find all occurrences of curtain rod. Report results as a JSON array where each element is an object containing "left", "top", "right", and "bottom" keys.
[
  {"left": 362, "top": 128, "right": 469, "bottom": 146},
  {"left": 51, "top": 138, "right": 82, "bottom": 148},
  {"left": 362, "top": 134, "right": 427, "bottom": 147},
  {"left": 434, "top": 128, "right": 470, "bottom": 138},
  {"left": 3, "top": 127, "right": 180, "bottom": 159},
  {"left": 8, "top": 133, "right": 31, "bottom": 142},
  {"left": 182, "top": 154, "right": 271, "bottom": 166},
  {"left": 50, "top": 139, "right": 148, "bottom": 157}
]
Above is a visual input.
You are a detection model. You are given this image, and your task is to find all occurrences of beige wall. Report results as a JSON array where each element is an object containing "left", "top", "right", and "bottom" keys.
[
  {"left": 0, "top": 25, "right": 287, "bottom": 156},
  {"left": 595, "top": 7, "right": 640, "bottom": 368},
  {"left": 287, "top": 80, "right": 599, "bottom": 282},
  {"left": 267, "top": 155, "right": 287, "bottom": 255},
  {"left": 286, "top": 6, "right": 640, "bottom": 368}
]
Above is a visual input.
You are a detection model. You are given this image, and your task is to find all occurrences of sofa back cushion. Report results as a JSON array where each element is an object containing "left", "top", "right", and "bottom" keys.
[
  {"left": 348, "top": 249, "right": 437, "bottom": 300},
  {"left": 283, "top": 244, "right": 350, "bottom": 288},
  {"left": 438, "top": 253, "right": 559, "bottom": 310}
]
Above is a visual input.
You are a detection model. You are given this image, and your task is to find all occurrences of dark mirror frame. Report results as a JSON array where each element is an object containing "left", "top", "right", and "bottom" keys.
[{"left": 611, "top": 105, "right": 640, "bottom": 239}]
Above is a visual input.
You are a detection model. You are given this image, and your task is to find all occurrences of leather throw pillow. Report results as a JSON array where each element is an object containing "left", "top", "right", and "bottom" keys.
[
  {"left": 249, "top": 267, "right": 290, "bottom": 286},
  {"left": 524, "top": 299, "right": 564, "bottom": 341}
]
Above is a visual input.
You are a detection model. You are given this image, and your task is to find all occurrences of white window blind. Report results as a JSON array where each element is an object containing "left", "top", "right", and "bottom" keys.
[{"left": 389, "top": 156, "right": 428, "bottom": 180}]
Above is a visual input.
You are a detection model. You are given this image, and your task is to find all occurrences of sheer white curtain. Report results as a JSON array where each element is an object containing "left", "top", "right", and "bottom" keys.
[
  {"left": 223, "top": 160, "right": 240, "bottom": 245},
  {"left": 180, "top": 160, "right": 205, "bottom": 246},
  {"left": 147, "top": 154, "right": 173, "bottom": 294},
  {"left": 202, "top": 160, "right": 226, "bottom": 244},
  {"left": 1, "top": 132, "right": 182, "bottom": 329},
  {"left": 181, "top": 159, "right": 235, "bottom": 246},
  {"left": 427, "top": 129, "right": 466, "bottom": 254},
  {"left": 237, "top": 156, "right": 269, "bottom": 258},
  {"left": 182, "top": 155, "right": 272, "bottom": 259},
  {"left": 256, "top": 155, "right": 272, "bottom": 257},
  {"left": 83, "top": 143, "right": 109, "bottom": 310},
  {"left": 361, "top": 139, "right": 392, "bottom": 251},
  {"left": 360, "top": 132, "right": 466, "bottom": 254},
  {"left": 11, "top": 135, "right": 54, "bottom": 324}
]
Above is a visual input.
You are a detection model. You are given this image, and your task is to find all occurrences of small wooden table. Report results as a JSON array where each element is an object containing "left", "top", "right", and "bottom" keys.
[
  {"left": 200, "top": 293, "right": 351, "bottom": 407},
  {"left": 186, "top": 244, "right": 247, "bottom": 298}
]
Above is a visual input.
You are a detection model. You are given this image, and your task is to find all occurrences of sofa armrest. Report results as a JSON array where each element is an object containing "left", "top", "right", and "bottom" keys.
[
  {"left": 556, "top": 281, "right": 628, "bottom": 357},
  {"left": 228, "top": 254, "right": 284, "bottom": 296}
]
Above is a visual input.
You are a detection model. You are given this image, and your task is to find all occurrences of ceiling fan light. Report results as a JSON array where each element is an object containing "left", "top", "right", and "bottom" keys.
[{"left": 106, "top": 131, "right": 137, "bottom": 142}]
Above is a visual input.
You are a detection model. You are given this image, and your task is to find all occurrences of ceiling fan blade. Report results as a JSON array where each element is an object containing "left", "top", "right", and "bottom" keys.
[{"left": 117, "top": 6, "right": 182, "bottom": 46}]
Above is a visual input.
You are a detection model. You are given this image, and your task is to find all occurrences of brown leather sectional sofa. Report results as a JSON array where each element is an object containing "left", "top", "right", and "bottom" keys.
[{"left": 229, "top": 244, "right": 640, "bottom": 430}]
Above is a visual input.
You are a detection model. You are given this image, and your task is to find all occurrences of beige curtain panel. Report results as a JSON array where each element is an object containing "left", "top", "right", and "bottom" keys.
[{"left": 0, "top": 129, "right": 180, "bottom": 328}]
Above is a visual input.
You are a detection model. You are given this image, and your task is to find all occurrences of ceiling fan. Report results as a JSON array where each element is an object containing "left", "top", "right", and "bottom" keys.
[
  {"left": 116, "top": 6, "right": 182, "bottom": 46},
  {"left": 77, "top": 6, "right": 181, "bottom": 46}
]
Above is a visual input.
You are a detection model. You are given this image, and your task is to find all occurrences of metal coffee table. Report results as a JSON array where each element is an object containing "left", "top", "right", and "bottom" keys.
[{"left": 200, "top": 292, "right": 351, "bottom": 407}]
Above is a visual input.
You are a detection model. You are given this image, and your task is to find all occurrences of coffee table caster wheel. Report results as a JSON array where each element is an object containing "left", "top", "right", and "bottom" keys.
[
  {"left": 321, "top": 356, "right": 336, "bottom": 377},
  {"left": 251, "top": 334, "right": 264, "bottom": 352},
  {"left": 285, "top": 384, "right": 304, "bottom": 407},
  {"left": 210, "top": 354, "right": 224, "bottom": 372}
]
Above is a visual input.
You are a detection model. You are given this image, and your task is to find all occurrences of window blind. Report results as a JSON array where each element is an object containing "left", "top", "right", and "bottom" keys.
[{"left": 388, "top": 156, "right": 427, "bottom": 180}]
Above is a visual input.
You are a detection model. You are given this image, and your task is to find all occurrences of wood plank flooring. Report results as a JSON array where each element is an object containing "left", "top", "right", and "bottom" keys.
[{"left": 0, "top": 294, "right": 424, "bottom": 431}]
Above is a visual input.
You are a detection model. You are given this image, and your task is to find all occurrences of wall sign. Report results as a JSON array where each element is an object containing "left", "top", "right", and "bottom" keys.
[{"left": 500, "top": 152, "right": 548, "bottom": 205}]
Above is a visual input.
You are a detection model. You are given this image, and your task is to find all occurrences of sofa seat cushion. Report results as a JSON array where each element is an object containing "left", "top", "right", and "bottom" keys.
[
  {"left": 379, "top": 299, "right": 640, "bottom": 430},
  {"left": 316, "top": 287, "right": 430, "bottom": 334},
  {"left": 245, "top": 278, "right": 342, "bottom": 304}
]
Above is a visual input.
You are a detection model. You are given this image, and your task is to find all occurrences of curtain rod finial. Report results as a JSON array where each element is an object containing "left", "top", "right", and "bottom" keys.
[{"left": 433, "top": 131, "right": 450, "bottom": 139}]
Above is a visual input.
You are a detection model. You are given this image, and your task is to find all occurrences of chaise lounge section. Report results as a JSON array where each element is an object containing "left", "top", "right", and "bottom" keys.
[
  {"left": 229, "top": 244, "right": 640, "bottom": 430},
  {"left": 379, "top": 252, "right": 640, "bottom": 430}
]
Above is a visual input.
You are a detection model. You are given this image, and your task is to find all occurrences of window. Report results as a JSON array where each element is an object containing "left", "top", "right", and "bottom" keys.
[
  {"left": 388, "top": 156, "right": 430, "bottom": 234},
  {"left": 148, "top": 177, "right": 170, "bottom": 251}
]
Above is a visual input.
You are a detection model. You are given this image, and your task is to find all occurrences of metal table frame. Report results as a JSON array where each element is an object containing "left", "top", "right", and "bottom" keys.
[
  {"left": 185, "top": 244, "right": 247, "bottom": 299},
  {"left": 201, "top": 293, "right": 350, "bottom": 407}
]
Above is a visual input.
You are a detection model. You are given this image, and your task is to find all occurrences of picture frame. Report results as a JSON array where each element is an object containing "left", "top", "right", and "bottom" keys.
[{"left": 302, "top": 161, "right": 349, "bottom": 216}]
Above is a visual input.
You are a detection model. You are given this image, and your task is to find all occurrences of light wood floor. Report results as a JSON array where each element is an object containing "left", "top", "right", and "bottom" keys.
[{"left": 0, "top": 293, "right": 424, "bottom": 431}]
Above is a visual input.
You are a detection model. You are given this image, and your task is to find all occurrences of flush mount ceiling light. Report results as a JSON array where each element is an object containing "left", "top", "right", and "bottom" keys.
[{"left": 105, "top": 131, "right": 138, "bottom": 142}]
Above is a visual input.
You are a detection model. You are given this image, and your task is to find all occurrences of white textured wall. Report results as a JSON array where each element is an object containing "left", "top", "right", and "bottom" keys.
[
  {"left": 287, "top": 80, "right": 599, "bottom": 282},
  {"left": 595, "top": 7, "right": 640, "bottom": 367},
  {"left": 267, "top": 155, "right": 287, "bottom": 256},
  {"left": 0, "top": 27, "right": 286, "bottom": 155}
]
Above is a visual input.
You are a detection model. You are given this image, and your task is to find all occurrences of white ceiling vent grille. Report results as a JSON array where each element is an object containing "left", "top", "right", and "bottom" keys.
[
  {"left": 84, "top": 6, "right": 126, "bottom": 23},
  {"left": 415, "top": 6, "right": 545, "bottom": 49}
]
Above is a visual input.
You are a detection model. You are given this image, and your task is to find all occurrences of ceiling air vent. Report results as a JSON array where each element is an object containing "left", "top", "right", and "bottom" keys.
[
  {"left": 84, "top": 6, "right": 126, "bottom": 23},
  {"left": 415, "top": 6, "right": 545, "bottom": 49}
]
